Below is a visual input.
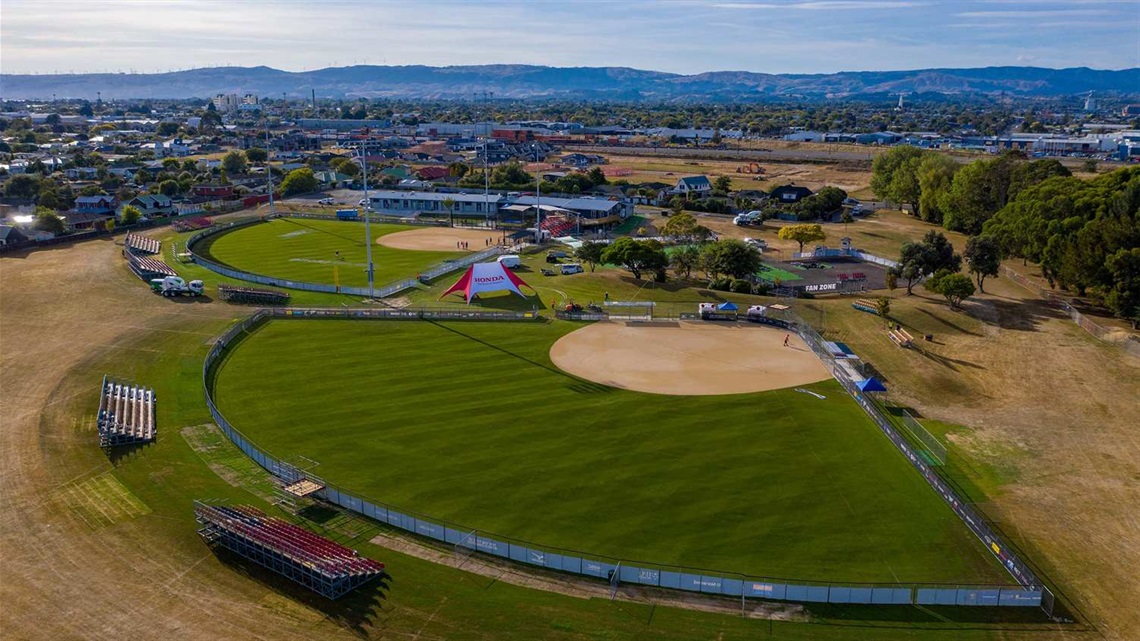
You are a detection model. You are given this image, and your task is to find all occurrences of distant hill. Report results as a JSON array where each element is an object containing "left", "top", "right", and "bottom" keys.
[{"left": 2, "top": 64, "right": 1137, "bottom": 101}]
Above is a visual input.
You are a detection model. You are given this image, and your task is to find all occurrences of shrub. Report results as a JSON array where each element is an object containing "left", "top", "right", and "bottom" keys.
[
  {"left": 709, "top": 277, "right": 732, "bottom": 291},
  {"left": 731, "top": 278, "right": 752, "bottom": 293}
]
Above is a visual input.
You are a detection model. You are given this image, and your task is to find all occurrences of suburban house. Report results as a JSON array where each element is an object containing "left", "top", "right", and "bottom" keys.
[
  {"left": 74, "top": 195, "right": 118, "bottom": 215},
  {"left": 64, "top": 167, "right": 100, "bottom": 180},
  {"left": 190, "top": 184, "right": 234, "bottom": 201},
  {"left": 560, "top": 153, "right": 605, "bottom": 168},
  {"left": 769, "top": 185, "right": 814, "bottom": 204},
  {"left": 125, "top": 194, "right": 174, "bottom": 217},
  {"left": 669, "top": 175, "right": 713, "bottom": 196},
  {"left": 62, "top": 211, "right": 112, "bottom": 231},
  {"left": 0, "top": 225, "right": 28, "bottom": 246},
  {"left": 414, "top": 166, "right": 451, "bottom": 181},
  {"left": 314, "top": 170, "right": 353, "bottom": 188}
]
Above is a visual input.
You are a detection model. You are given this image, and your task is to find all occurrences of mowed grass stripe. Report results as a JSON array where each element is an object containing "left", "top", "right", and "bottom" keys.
[
  {"left": 198, "top": 218, "right": 466, "bottom": 287},
  {"left": 215, "top": 319, "right": 1007, "bottom": 584}
]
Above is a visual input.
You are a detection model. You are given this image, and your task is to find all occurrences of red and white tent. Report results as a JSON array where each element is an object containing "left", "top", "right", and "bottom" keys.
[{"left": 440, "top": 261, "right": 534, "bottom": 304}]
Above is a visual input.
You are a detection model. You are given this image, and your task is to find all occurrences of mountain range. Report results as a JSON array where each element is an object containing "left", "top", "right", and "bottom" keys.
[{"left": 2, "top": 65, "right": 1137, "bottom": 101}]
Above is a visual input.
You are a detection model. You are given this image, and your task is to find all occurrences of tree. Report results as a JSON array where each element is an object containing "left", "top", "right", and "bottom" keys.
[
  {"left": 713, "top": 175, "right": 732, "bottom": 193},
  {"left": 670, "top": 244, "right": 701, "bottom": 279},
  {"left": 280, "top": 168, "right": 319, "bottom": 196},
  {"left": 1082, "top": 159, "right": 1099, "bottom": 174},
  {"left": 874, "top": 297, "right": 891, "bottom": 320},
  {"left": 222, "top": 150, "right": 248, "bottom": 175},
  {"left": 158, "top": 180, "right": 181, "bottom": 197},
  {"left": 157, "top": 122, "right": 180, "bottom": 137},
  {"left": 574, "top": 241, "right": 605, "bottom": 272},
  {"left": 700, "top": 239, "right": 762, "bottom": 279},
  {"left": 245, "top": 147, "right": 268, "bottom": 163},
  {"left": 600, "top": 237, "right": 668, "bottom": 280},
  {"left": 940, "top": 154, "right": 1021, "bottom": 234},
  {"left": 841, "top": 210, "right": 853, "bottom": 232},
  {"left": 870, "top": 145, "right": 924, "bottom": 207},
  {"left": 925, "top": 269, "right": 976, "bottom": 310},
  {"left": 448, "top": 161, "right": 469, "bottom": 178},
  {"left": 885, "top": 270, "right": 898, "bottom": 295},
  {"left": 778, "top": 223, "right": 826, "bottom": 252},
  {"left": 119, "top": 204, "right": 142, "bottom": 225},
  {"left": 586, "top": 166, "right": 607, "bottom": 186},
  {"left": 162, "top": 158, "right": 181, "bottom": 171},
  {"left": 442, "top": 197, "right": 456, "bottom": 227},
  {"left": 895, "top": 231, "right": 961, "bottom": 295},
  {"left": 33, "top": 206, "right": 64, "bottom": 234},
  {"left": 964, "top": 235, "right": 1001, "bottom": 293},
  {"left": 915, "top": 154, "right": 957, "bottom": 224},
  {"left": 1103, "top": 248, "right": 1140, "bottom": 327},
  {"left": 103, "top": 218, "right": 115, "bottom": 234},
  {"left": 4, "top": 174, "right": 39, "bottom": 199}
]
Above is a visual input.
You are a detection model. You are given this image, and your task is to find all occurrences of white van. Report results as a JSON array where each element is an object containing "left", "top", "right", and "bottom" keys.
[
  {"left": 497, "top": 255, "right": 521, "bottom": 269},
  {"left": 560, "top": 263, "right": 584, "bottom": 275}
]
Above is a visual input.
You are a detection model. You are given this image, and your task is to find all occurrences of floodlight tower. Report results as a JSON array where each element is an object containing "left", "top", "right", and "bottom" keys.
[
  {"left": 360, "top": 140, "right": 375, "bottom": 299},
  {"left": 265, "top": 125, "right": 275, "bottom": 216}
]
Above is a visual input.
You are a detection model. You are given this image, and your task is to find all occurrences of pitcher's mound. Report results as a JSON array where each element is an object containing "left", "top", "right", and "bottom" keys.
[
  {"left": 378, "top": 227, "right": 499, "bottom": 252},
  {"left": 550, "top": 321, "right": 830, "bottom": 396}
]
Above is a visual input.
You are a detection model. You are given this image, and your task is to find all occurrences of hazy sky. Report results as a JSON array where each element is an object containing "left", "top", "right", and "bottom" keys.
[{"left": 2, "top": 0, "right": 1137, "bottom": 75}]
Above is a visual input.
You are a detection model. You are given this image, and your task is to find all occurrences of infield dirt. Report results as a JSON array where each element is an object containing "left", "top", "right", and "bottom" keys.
[
  {"left": 377, "top": 226, "right": 503, "bottom": 252},
  {"left": 549, "top": 321, "right": 829, "bottom": 395}
]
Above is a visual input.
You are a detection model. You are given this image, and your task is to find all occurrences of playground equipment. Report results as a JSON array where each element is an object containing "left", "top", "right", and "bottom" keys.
[{"left": 736, "top": 162, "right": 764, "bottom": 174}]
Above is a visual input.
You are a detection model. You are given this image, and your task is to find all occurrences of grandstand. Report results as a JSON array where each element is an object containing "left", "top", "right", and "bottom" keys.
[
  {"left": 218, "top": 284, "right": 291, "bottom": 306},
  {"left": 194, "top": 502, "right": 385, "bottom": 599},
  {"left": 123, "top": 231, "right": 161, "bottom": 255},
  {"left": 540, "top": 213, "right": 576, "bottom": 238},
  {"left": 125, "top": 253, "right": 177, "bottom": 280},
  {"left": 96, "top": 376, "right": 156, "bottom": 447},
  {"left": 172, "top": 216, "right": 213, "bottom": 233}
]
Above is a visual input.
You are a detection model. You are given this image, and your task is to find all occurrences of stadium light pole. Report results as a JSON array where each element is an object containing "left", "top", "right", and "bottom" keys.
[
  {"left": 360, "top": 140, "right": 374, "bottom": 299},
  {"left": 265, "top": 124, "right": 275, "bottom": 217}
]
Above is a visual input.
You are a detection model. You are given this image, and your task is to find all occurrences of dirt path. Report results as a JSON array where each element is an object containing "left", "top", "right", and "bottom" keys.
[
  {"left": 369, "top": 533, "right": 806, "bottom": 622},
  {"left": 0, "top": 237, "right": 359, "bottom": 640},
  {"left": 550, "top": 321, "right": 828, "bottom": 395}
]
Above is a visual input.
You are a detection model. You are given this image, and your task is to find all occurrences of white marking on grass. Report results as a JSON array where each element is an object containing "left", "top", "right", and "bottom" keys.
[
  {"left": 794, "top": 388, "right": 826, "bottom": 399},
  {"left": 279, "top": 229, "right": 311, "bottom": 238},
  {"left": 289, "top": 257, "right": 368, "bottom": 268}
]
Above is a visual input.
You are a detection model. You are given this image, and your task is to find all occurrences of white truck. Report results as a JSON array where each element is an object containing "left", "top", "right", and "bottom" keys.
[{"left": 150, "top": 276, "right": 204, "bottom": 297}]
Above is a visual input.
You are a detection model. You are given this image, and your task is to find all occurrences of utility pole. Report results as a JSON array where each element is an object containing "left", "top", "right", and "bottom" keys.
[{"left": 360, "top": 140, "right": 375, "bottom": 299}]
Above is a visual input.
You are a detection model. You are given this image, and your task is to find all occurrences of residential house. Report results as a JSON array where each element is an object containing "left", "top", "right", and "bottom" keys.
[
  {"left": 190, "top": 184, "right": 234, "bottom": 201},
  {"left": 561, "top": 153, "right": 605, "bottom": 168},
  {"left": 125, "top": 194, "right": 174, "bottom": 217},
  {"left": 669, "top": 175, "right": 713, "bottom": 196},
  {"left": 414, "top": 166, "right": 451, "bottom": 181},
  {"left": 62, "top": 211, "right": 112, "bottom": 231},
  {"left": 313, "top": 170, "right": 353, "bottom": 188},
  {"left": 770, "top": 185, "right": 814, "bottom": 204},
  {"left": 65, "top": 167, "right": 100, "bottom": 180},
  {"left": 74, "top": 195, "right": 118, "bottom": 215},
  {"left": 0, "top": 225, "right": 28, "bottom": 246}
]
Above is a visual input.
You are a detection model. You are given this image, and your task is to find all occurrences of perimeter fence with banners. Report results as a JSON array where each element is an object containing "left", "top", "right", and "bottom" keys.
[
  {"left": 184, "top": 214, "right": 502, "bottom": 298},
  {"left": 772, "top": 308, "right": 1055, "bottom": 614},
  {"left": 200, "top": 308, "right": 1050, "bottom": 613}
]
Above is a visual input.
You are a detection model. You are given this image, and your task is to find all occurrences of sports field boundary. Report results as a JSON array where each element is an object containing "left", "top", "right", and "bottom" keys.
[
  {"left": 184, "top": 214, "right": 505, "bottom": 298},
  {"left": 201, "top": 308, "right": 1050, "bottom": 612}
]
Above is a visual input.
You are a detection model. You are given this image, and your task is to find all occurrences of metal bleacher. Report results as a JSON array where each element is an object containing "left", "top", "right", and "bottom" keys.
[
  {"left": 124, "top": 231, "right": 162, "bottom": 255},
  {"left": 194, "top": 502, "right": 385, "bottom": 599},
  {"left": 96, "top": 375, "right": 157, "bottom": 447}
]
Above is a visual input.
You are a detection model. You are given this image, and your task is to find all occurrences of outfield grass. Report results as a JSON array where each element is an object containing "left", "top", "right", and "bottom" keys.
[
  {"left": 214, "top": 318, "right": 1007, "bottom": 585},
  {"left": 195, "top": 217, "right": 465, "bottom": 288}
]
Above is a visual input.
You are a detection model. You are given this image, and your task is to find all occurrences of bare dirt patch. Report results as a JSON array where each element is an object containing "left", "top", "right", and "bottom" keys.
[
  {"left": 550, "top": 321, "right": 829, "bottom": 395},
  {"left": 377, "top": 227, "right": 501, "bottom": 252}
]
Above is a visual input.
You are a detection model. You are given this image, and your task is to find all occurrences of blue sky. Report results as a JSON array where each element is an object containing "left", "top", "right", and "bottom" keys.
[{"left": 2, "top": 0, "right": 1137, "bottom": 75}]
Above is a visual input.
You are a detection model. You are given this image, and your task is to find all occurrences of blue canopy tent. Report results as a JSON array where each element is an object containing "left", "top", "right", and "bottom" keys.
[
  {"left": 717, "top": 301, "right": 739, "bottom": 311},
  {"left": 856, "top": 377, "right": 887, "bottom": 393}
]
